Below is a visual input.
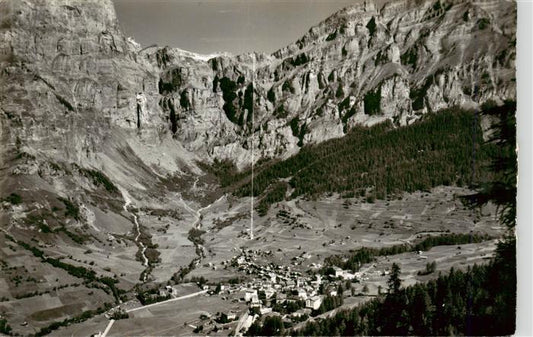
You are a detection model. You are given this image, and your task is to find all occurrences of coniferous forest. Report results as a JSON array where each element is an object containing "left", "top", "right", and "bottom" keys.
[
  {"left": 209, "top": 104, "right": 504, "bottom": 215},
  {"left": 288, "top": 261, "right": 515, "bottom": 336},
  {"left": 0, "top": 0, "right": 520, "bottom": 336}
]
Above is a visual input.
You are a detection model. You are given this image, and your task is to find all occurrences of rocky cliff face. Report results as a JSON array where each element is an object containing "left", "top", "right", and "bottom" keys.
[
  {"left": 0, "top": 1, "right": 517, "bottom": 329},
  {"left": 0, "top": 0, "right": 202, "bottom": 195},
  {"left": 0, "top": 0, "right": 516, "bottom": 179},
  {"left": 148, "top": 0, "right": 516, "bottom": 167}
]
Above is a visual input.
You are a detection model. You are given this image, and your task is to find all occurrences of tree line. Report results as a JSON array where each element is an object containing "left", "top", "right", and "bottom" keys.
[
  {"left": 323, "top": 232, "right": 493, "bottom": 273},
  {"left": 4, "top": 234, "right": 123, "bottom": 303},
  {"left": 211, "top": 106, "right": 496, "bottom": 215},
  {"left": 291, "top": 261, "right": 514, "bottom": 336}
]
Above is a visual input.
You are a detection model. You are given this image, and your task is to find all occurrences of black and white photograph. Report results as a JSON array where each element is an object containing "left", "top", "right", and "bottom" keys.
[{"left": 0, "top": 0, "right": 530, "bottom": 336}]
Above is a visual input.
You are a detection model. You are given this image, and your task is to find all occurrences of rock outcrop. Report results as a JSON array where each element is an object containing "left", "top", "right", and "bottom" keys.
[
  {"left": 0, "top": 1, "right": 517, "bottom": 326},
  {"left": 149, "top": 0, "right": 516, "bottom": 167},
  {"left": 1, "top": 0, "right": 191, "bottom": 192},
  {"left": 0, "top": 0, "right": 516, "bottom": 177}
]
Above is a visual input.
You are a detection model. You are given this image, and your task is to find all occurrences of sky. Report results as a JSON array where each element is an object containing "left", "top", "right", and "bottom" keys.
[{"left": 113, "top": 0, "right": 357, "bottom": 55}]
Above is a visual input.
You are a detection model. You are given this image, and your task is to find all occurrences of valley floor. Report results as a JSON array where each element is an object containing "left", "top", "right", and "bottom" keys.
[{"left": 5, "top": 185, "right": 500, "bottom": 337}]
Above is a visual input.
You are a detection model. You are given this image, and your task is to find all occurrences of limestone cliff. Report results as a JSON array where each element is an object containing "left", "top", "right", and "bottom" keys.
[
  {"left": 0, "top": 0, "right": 516, "bottom": 181},
  {"left": 0, "top": 0, "right": 200, "bottom": 195},
  {"left": 0, "top": 0, "right": 517, "bottom": 329},
  {"left": 149, "top": 0, "right": 516, "bottom": 167}
]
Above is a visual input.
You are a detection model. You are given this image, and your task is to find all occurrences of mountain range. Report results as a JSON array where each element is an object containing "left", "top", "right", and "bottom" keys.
[{"left": 0, "top": 0, "right": 516, "bottom": 335}]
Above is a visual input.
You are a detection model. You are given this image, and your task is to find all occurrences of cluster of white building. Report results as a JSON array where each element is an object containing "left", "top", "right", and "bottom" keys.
[
  {"left": 220, "top": 251, "right": 361, "bottom": 323},
  {"left": 158, "top": 249, "right": 366, "bottom": 335},
  {"left": 331, "top": 266, "right": 358, "bottom": 280}
]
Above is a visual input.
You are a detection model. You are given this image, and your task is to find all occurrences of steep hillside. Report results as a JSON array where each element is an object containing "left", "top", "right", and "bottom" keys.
[
  {"left": 0, "top": 0, "right": 516, "bottom": 266},
  {"left": 207, "top": 104, "right": 507, "bottom": 216},
  {"left": 0, "top": 0, "right": 516, "bottom": 334},
  {"left": 0, "top": 2, "right": 209, "bottom": 333},
  {"left": 0, "top": 0, "right": 516, "bottom": 177},
  {"left": 0, "top": 0, "right": 516, "bottom": 285},
  {"left": 152, "top": 0, "right": 516, "bottom": 166}
]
